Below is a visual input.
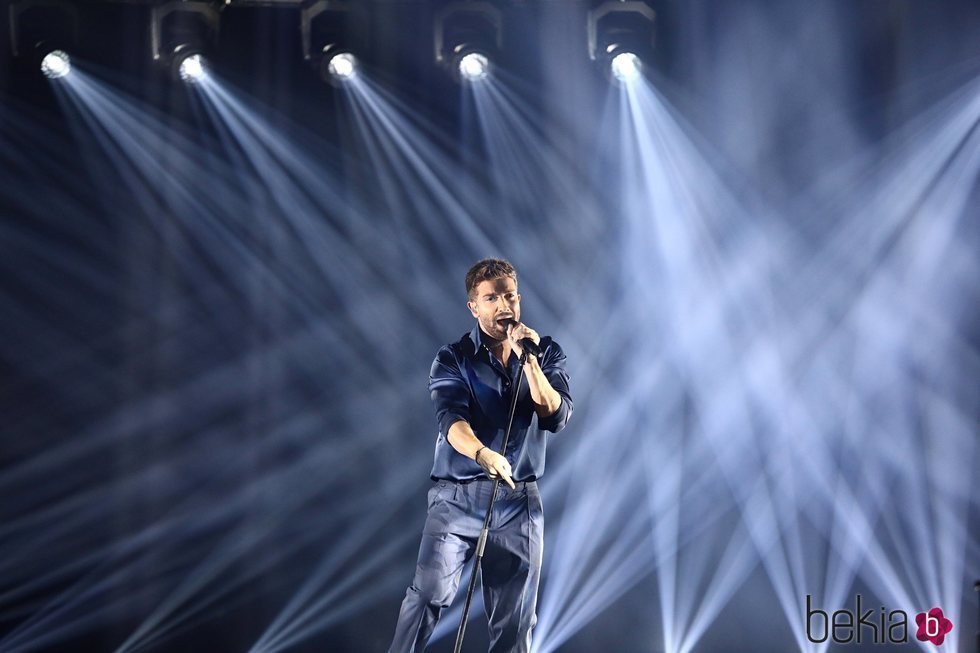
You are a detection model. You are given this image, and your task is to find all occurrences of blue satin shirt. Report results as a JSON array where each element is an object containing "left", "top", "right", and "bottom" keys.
[{"left": 428, "top": 326, "right": 573, "bottom": 482}]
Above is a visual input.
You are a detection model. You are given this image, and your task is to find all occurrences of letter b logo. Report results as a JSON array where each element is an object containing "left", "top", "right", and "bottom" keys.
[{"left": 915, "top": 607, "right": 953, "bottom": 645}]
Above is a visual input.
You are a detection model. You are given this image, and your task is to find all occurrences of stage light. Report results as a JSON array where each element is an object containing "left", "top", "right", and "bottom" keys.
[
  {"left": 327, "top": 52, "right": 357, "bottom": 80},
  {"left": 317, "top": 45, "right": 359, "bottom": 84},
  {"left": 458, "top": 51, "right": 490, "bottom": 82},
  {"left": 588, "top": 1, "right": 656, "bottom": 84},
  {"left": 40, "top": 49, "right": 71, "bottom": 79},
  {"left": 150, "top": 1, "right": 219, "bottom": 83},
  {"left": 9, "top": 1, "right": 79, "bottom": 78},
  {"left": 434, "top": 2, "right": 502, "bottom": 83},
  {"left": 610, "top": 50, "right": 642, "bottom": 83},
  {"left": 302, "top": 2, "right": 366, "bottom": 86},
  {"left": 177, "top": 51, "right": 208, "bottom": 84}
]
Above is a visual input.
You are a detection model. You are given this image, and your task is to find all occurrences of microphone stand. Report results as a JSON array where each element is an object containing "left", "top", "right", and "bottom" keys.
[{"left": 453, "top": 349, "right": 529, "bottom": 653}]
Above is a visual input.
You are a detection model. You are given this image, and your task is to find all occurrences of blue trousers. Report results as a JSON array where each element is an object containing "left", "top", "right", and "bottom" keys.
[{"left": 388, "top": 479, "right": 544, "bottom": 653}]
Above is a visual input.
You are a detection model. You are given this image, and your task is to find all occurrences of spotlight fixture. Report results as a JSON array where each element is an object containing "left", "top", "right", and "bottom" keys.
[
  {"left": 150, "top": 1, "right": 220, "bottom": 83},
  {"left": 302, "top": 1, "right": 365, "bottom": 86},
  {"left": 458, "top": 51, "right": 489, "bottom": 81},
  {"left": 434, "top": 1, "right": 502, "bottom": 83},
  {"left": 317, "top": 44, "right": 358, "bottom": 84},
  {"left": 326, "top": 50, "right": 357, "bottom": 80},
  {"left": 9, "top": 0, "right": 79, "bottom": 79},
  {"left": 40, "top": 48, "right": 71, "bottom": 79},
  {"left": 587, "top": 0, "right": 656, "bottom": 84},
  {"left": 610, "top": 51, "right": 641, "bottom": 83},
  {"left": 176, "top": 50, "right": 209, "bottom": 84}
]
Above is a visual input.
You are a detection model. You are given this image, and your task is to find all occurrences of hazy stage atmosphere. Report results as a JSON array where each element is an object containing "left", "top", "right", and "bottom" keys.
[{"left": 1, "top": 1, "right": 979, "bottom": 652}]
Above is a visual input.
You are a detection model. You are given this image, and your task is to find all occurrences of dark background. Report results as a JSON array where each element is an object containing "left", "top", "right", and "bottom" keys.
[{"left": 1, "top": 2, "right": 978, "bottom": 652}]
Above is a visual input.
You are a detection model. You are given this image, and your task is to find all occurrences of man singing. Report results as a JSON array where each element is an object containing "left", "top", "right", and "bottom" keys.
[{"left": 388, "top": 258, "right": 573, "bottom": 653}]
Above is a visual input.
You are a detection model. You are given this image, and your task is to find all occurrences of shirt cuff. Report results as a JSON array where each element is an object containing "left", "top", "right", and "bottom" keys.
[
  {"left": 439, "top": 414, "right": 468, "bottom": 439},
  {"left": 536, "top": 397, "right": 570, "bottom": 433}
]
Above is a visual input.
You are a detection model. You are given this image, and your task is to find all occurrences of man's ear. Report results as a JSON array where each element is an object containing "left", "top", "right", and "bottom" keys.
[{"left": 467, "top": 299, "right": 478, "bottom": 318}]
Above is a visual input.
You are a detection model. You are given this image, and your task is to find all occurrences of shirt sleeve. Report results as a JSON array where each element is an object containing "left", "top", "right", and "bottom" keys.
[
  {"left": 535, "top": 339, "right": 573, "bottom": 433},
  {"left": 429, "top": 346, "right": 471, "bottom": 438}
]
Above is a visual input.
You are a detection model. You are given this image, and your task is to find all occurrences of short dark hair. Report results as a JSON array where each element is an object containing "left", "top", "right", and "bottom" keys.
[{"left": 465, "top": 258, "right": 518, "bottom": 299}]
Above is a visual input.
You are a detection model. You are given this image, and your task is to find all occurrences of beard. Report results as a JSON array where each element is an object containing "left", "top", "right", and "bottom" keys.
[
  {"left": 480, "top": 314, "right": 513, "bottom": 342},
  {"left": 482, "top": 319, "right": 507, "bottom": 341}
]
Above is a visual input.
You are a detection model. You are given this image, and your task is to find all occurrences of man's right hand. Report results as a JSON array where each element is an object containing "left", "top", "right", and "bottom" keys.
[{"left": 475, "top": 448, "right": 516, "bottom": 490}]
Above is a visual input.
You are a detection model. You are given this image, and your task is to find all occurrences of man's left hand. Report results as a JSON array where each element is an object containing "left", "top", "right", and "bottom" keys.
[{"left": 507, "top": 322, "right": 540, "bottom": 358}]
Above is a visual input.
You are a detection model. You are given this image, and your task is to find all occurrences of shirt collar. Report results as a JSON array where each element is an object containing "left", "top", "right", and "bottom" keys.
[
  {"left": 471, "top": 325, "right": 489, "bottom": 357},
  {"left": 471, "top": 325, "right": 506, "bottom": 358},
  {"left": 470, "top": 325, "right": 519, "bottom": 373}
]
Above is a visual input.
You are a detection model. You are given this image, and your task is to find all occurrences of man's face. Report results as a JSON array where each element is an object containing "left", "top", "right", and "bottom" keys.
[{"left": 468, "top": 276, "right": 521, "bottom": 343}]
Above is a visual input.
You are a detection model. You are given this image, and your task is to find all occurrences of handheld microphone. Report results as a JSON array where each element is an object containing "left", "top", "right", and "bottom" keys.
[{"left": 505, "top": 319, "right": 542, "bottom": 358}]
